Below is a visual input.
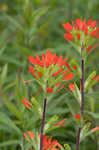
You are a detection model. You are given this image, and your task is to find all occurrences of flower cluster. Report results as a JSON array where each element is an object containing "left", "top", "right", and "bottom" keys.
[
  {"left": 29, "top": 50, "right": 74, "bottom": 93},
  {"left": 92, "top": 75, "right": 99, "bottom": 82},
  {"left": 62, "top": 18, "right": 99, "bottom": 53},
  {"left": 24, "top": 131, "right": 63, "bottom": 150},
  {"left": 22, "top": 97, "right": 32, "bottom": 109}
]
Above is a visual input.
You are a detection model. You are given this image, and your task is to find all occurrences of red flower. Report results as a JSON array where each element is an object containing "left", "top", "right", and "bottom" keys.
[
  {"left": 68, "top": 83, "right": 75, "bottom": 91},
  {"left": 46, "top": 88, "right": 53, "bottom": 93},
  {"left": 87, "top": 43, "right": 99, "bottom": 52},
  {"left": 75, "top": 114, "right": 81, "bottom": 120},
  {"left": 24, "top": 132, "right": 63, "bottom": 150},
  {"left": 29, "top": 50, "right": 74, "bottom": 93},
  {"left": 43, "top": 136, "right": 62, "bottom": 150},
  {"left": 22, "top": 97, "right": 32, "bottom": 108},
  {"left": 87, "top": 45, "right": 93, "bottom": 52},
  {"left": 29, "top": 66, "right": 37, "bottom": 78},
  {"left": 37, "top": 72, "right": 43, "bottom": 77},
  {"left": 90, "top": 29, "right": 98, "bottom": 36},
  {"left": 55, "top": 83, "right": 66, "bottom": 93},
  {"left": 55, "top": 82, "right": 61, "bottom": 88},
  {"left": 29, "top": 50, "right": 67, "bottom": 69},
  {"left": 63, "top": 72, "right": 74, "bottom": 81},
  {"left": 77, "top": 33, "right": 80, "bottom": 40},
  {"left": 62, "top": 22, "right": 72, "bottom": 32},
  {"left": 73, "top": 65, "right": 77, "bottom": 70},
  {"left": 52, "top": 68, "right": 63, "bottom": 77},
  {"left": 55, "top": 118, "right": 67, "bottom": 127},
  {"left": 64, "top": 33, "right": 74, "bottom": 41},
  {"left": 24, "top": 132, "right": 35, "bottom": 141},
  {"left": 62, "top": 18, "right": 99, "bottom": 52},
  {"left": 92, "top": 75, "right": 99, "bottom": 82}
]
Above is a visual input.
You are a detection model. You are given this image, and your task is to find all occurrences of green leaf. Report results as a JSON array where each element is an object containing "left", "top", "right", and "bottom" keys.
[
  {"left": 31, "top": 97, "right": 42, "bottom": 117},
  {"left": 5, "top": 15, "right": 24, "bottom": 32},
  {"left": 0, "top": 46, "right": 6, "bottom": 55},
  {"left": 85, "top": 71, "right": 96, "bottom": 91},
  {"left": 0, "top": 64, "right": 8, "bottom": 86},
  {"left": 15, "top": 75, "right": 22, "bottom": 105},
  {"left": 3, "top": 81, "right": 15, "bottom": 92},
  {"left": 44, "top": 115, "right": 58, "bottom": 132},
  {"left": 80, "top": 122, "right": 91, "bottom": 140},
  {"left": 34, "top": 0, "right": 43, "bottom": 6},
  {"left": 85, "top": 111, "right": 99, "bottom": 119},
  {"left": 24, "top": 0, "right": 32, "bottom": 19},
  {"left": 4, "top": 97, "right": 23, "bottom": 121},
  {"left": 20, "top": 75, "right": 27, "bottom": 98},
  {"left": 14, "top": 44, "right": 31, "bottom": 56},
  {"left": 85, "top": 92, "right": 99, "bottom": 99},
  {"left": 80, "top": 129, "right": 94, "bottom": 142},
  {"left": 0, "top": 55, "right": 24, "bottom": 67},
  {"left": 72, "top": 83, "right": 81, "bottom": 105},
  {"left": 64, "top": 144, "right": 71, "bottom": 150},
  {"left": 0, "top": 112, "right": 21, "bottom": 135},
  {"left": 31, "top": 7, "right": 48, "bottom": 25},
  {"left": 0, "top": 140, "right": 20, "bottom": 147}
]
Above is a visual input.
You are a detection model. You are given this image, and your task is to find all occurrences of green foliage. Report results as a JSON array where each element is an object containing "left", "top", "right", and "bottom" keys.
[
  {"left": 64, "top": 144, "right": 71, "bottom": 150},
  {"left": 0, "top": 0, "right": 99, "bottom": 150}
]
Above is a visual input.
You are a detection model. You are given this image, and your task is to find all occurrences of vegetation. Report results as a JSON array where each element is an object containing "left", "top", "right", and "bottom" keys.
[{"left": 0, "top": 0, "right": 99, "bottom": 150}]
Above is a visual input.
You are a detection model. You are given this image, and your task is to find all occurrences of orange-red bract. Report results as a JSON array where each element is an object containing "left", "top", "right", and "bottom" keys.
[
  {"left": 68, "top": 83, "right": 75, "bottom": 91},
  {"left": 75, "top": 114, "right": 81, "bottom": 120},
  {"left": 62, "top": 18, "right": 99, "bottom": 53},
  {"left": 29, "top": 50, "right": 74, "bottom": 93},
  {"left": 22, "top": 97, "right": 32, "bottom": 108},
  {"left": 24, "top": 131, "right": 63, "bottom": 150}
]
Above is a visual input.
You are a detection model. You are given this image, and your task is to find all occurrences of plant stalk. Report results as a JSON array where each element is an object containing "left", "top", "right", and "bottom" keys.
[
  {"left": 76, "top": 45, "right": 85, "bottom": 150},
  {"left": 76, "top": 128, "right": 81, "bottom": 150},
  {"left": 81, "top": 59, "right": 84, "bottom": 116},
  {"left": 40, "top": 97, "right": 47, "bottom": 150}
]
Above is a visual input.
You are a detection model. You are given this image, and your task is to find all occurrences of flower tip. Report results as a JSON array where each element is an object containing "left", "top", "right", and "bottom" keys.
[
  {"left": 75, "top": 114, "right": 81, "bottom": 120},
  {"left": 68, "top": 83, "right": 75, "bottom": 91},
  {"left": 46, "top": 88, "right": 53, "bottom": 93},
  {"left": 73, "top": 65, "right": 77, "bottom": 70}
]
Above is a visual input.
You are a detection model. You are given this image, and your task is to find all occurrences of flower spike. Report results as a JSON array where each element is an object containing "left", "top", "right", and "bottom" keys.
[
  {"left": 62, "top": 18, "right": 99, "bottom": 54},
  {"left": 29, "top": 50, "right": 74, "bottom": 93}
]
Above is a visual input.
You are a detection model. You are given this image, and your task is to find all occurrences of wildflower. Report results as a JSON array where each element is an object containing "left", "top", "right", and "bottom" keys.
[
  {"left": 55, "top": 82, "right": 66, "bottom": 92},
  {"left": 87, "top": 46, "right": 93, "bottom": 52},
  {"left": 75, "top": 114, "right": 81, "bottom": 120},
  {"left": 43, "top": 136, "right": 63, "bottom": 150},
  {"left": 63, "top": 72, "right": 74, "bottom": 81},
  {"left": 24, "top": 131, "right": 35, "bottom": 141},
  {"left": 62, "top": 18, "right": 99, "bottom": 53},
  {"left": 46, "top": 88, "right": 53, "bottom": 93},
  {"left": 92, "top": 75, "right": 99, "bottom": 82},
  {"left": 73, "top": 65, "right": 77, "bottom": 70},
  {"left": 22, "top": 97, "right": 32, "bottom": 108},
  {"left": 29, "top": 50, "right": 74, "bottom": 93},
  {"left": 24, "top": 131, "right": 63, "bottom": 150},
  {"left": 68, "top": 83, "right": 75, "bottom": 91},
  {"left": 55, "top": 118, "right": 67, "bottom": 127}
]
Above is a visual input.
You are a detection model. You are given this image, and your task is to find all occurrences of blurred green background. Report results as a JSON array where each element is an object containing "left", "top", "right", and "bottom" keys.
[{"left": 0, "top": 0, "right": 99, "bottom": 150}]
